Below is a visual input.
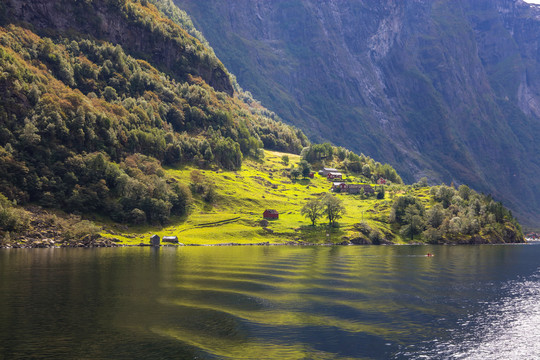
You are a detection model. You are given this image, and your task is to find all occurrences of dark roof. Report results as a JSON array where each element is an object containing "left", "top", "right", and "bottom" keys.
[{"left": 264, "top": 209, "right": 279, "bottom": 214}]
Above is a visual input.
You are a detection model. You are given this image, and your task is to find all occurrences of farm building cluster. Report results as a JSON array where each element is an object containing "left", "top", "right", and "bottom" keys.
[
  {"left": 319, "top": 167, "right": 342, "bottom": 180},
  {"left": 319, "top": 167, "right": 378, "bottom": 194},
  {"left": 331, "top": 182, "right": 374, "bottom": 194},
  {"left": 264, "top": 167, "right": 386, "bottom": 220}
]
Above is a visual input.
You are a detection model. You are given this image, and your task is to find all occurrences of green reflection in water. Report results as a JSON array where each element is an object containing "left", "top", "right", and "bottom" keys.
[{"left": 0, "top": 245, "right": 530, "bottom": 359}]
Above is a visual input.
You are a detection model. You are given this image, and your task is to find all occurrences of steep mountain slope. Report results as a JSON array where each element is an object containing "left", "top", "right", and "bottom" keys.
[
  {"left": 4, "top": 0, "right": 233, "bottom": 94},
  {"left": 0, "top": 0, "right": 308, "bottom": 224},
  {"left": 173, "top": 0, "right": 540, "bottom": 227}
]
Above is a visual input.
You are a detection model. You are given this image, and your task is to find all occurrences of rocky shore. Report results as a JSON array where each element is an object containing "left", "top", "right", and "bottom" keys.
[
  {"left": 1, "top": 234, "right": 121, "bottom": 248},
  {"left": 0, "top": 237, "right": 527, "bottom": 249}
]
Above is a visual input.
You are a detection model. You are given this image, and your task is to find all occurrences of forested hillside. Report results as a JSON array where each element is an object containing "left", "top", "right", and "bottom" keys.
[{"left": 0, "top": 0, "right": 308, "bottom": 225}]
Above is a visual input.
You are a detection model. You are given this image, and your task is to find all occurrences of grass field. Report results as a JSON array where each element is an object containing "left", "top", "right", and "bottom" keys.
[{"left": 101, "top": 150, "right": 427, "bottom": 245}]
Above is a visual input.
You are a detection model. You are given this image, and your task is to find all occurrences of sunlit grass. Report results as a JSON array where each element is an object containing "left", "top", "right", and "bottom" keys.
[{"left": 101, "top": 150, "right": 413, "bottom": 245}]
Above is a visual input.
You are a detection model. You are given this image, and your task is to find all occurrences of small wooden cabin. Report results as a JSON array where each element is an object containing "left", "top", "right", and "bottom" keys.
[
  {"left": 263, "top": 209, "right": 279, "bottom": 219},
  {"left": 150, "top": 235, "right": 160, "bottom": 246},
  {"left": 327, "top": 172, "right": 343, "bottom": 180},
  {"left": 321, "top": 167, "right": 338, "bottom": 176},
  {"left": 163, "top": 236, "right": 179, "bottom": 244},
  {"left": 348, "top": 184, "right": 374, "bottom": 194},
  {"left": 331, "top": 183, "right": 374, "bottom": 194}
]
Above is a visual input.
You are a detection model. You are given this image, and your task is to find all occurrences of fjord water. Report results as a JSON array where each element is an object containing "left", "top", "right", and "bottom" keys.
[{"left": 1, "top": 245, "right": 540, "bottom": 359}]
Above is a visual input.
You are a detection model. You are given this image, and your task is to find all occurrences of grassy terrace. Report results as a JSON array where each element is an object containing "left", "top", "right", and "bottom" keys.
[{"left": 101, "top": 150, "right": 426, "bottom": 245}]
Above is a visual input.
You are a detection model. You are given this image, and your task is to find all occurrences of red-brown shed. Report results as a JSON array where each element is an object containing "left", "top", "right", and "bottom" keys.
[{"left": 263, "top": 209, "right": 279, "bottom": 219}]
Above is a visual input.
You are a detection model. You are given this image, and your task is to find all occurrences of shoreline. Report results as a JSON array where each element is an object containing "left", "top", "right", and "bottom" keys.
[{"left": 0, "top": 240, "right": 531, "bottom": 249}]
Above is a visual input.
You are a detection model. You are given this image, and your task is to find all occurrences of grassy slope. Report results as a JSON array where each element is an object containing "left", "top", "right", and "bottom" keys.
[{"left": 101, "top": 150, "right": 426, "bottom": 245}]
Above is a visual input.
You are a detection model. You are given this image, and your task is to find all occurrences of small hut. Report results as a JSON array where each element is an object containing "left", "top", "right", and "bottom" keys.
[
  {"left": 327, "top": 172, "right": 343, "bottom": 180},
  {"left": 162, "top": 236, "right": 179, "bottom": 244},
  {"left": 150, "top": 235, "right": 160, "bottom": 246},
  {"left": 263, "top": 209, "right": 279, "bottom": 219}
]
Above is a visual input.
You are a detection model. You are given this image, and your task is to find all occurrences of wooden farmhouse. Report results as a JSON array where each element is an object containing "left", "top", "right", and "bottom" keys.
[
  {"left": 263, "top": 209, "right": 279, "bottom": 219},
  {"left": 327, "top": 172, "right": 343, "bottom": 180},
  {"left": 320, "top": 167, "right": 338, "bottom": 176},
  {"left": 331, "top": 182, "right": 374, "bottom": 194}
]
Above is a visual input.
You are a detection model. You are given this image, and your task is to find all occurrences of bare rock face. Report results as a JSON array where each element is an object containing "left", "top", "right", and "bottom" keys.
[
  {"left": 3, "top": 0, "right": 233, "bottom": 95},
  {"left": 174, "top": 0, "right": 540, "bottom": 226}
]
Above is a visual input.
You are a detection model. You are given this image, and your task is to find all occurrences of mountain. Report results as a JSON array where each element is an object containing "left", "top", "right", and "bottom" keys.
[{"left": 172, "top": 0, "right": 540, "bottom": 228}]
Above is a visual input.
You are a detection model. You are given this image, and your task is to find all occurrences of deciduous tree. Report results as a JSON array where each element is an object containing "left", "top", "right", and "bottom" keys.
[
  {"left": 301, "top": 198, "right": 323, "bottom": 226},
  {"left": 322, "top": 194, "right": 346, "bottom": 226}
]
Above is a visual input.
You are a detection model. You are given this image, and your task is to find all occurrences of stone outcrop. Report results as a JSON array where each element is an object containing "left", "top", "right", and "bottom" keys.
[{"left": 3, "top": 0, "right": 233, "bottom": 95}]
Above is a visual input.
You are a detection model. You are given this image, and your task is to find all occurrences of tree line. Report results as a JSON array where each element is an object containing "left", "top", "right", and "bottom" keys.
[{"left": 389, "top": 184, "right": 523, "bottom": 242}]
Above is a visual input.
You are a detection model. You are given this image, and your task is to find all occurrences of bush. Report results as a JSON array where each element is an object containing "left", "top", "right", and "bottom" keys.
[
  {"left": 0, "top": 194, "right": 30, "bottom": 232},
  {"left": 376, "top": 186, "right": 385, "bottom": 199},
  {"left": 423, "top": 226, "right": 443, "bottom": 244},
  {"left": 368, "top": 229, "right": 383, "bottom": 244},
  {"left": 129, "top": 208, "right": 146, "bottom": 224},
  {"left": 61, "top": 217, "right": 101, "bottom": 241},
  {"left": 203, "top": 187, "right": 217, "bottom": 204}
]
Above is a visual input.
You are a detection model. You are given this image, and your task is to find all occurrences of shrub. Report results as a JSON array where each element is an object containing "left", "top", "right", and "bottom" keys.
[
  {"left": 61, "top": 217, "right": 101, "bottom": 241},
  {"left": 0, "top": 194, "right": 30, "bottom": 232}
]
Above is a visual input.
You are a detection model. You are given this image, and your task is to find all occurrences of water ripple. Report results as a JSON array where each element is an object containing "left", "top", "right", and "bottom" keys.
[{"left": 400, "top": 270, "right": 540, "bottom": 359}]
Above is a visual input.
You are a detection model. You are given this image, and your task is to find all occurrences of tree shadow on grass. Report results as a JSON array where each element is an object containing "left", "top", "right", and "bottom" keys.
[
  {"left": 292, "top": 178, "right": 311, "bottom": 186},
  {"left": 297, "top": 224, "right": 346, "bottom": 243}
]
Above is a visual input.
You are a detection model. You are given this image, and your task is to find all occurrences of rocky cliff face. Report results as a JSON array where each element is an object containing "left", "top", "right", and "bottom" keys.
[
  {"left": 3, "top": 0, "right": 233, "bottom": 95},
  {"left": 174, "top": 0, "right": 540, "bottom": 226}
]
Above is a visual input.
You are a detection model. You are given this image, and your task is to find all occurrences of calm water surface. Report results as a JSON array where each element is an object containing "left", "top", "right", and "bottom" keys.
[{"left": 1, "top": 245, "right": 540, "bottom": 359}]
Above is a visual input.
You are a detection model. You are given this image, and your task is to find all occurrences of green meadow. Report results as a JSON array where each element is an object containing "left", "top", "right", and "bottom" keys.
[{"left": 101, "top": 150, "right": 421, "bottom": 246}]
